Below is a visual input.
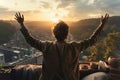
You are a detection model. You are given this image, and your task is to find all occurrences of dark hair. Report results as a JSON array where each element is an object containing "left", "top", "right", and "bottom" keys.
[{"left": 53, "top": 21, "right": 69, "bottom": 41}]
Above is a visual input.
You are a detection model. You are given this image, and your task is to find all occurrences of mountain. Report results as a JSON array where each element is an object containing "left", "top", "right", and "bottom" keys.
[
  {"left": 70, "top": 16, "right": 120, "bottom": 41},
  {"left": 0, "top": 16, "right": 120, "bottom": 45},
  {"left": 0, "top": 20, "right": 16, "bottom": 44}
]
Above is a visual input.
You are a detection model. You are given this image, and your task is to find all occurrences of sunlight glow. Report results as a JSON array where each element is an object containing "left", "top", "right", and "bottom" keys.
[
  {"left": 88, "top": 14, "right": 102, "bottom": 18},
  {"left": 48, "top": 8, "right": 69, "bottom": 22},
  {"left": 0, "top": 0, "right": 111, "bottom": 21},
  {"left": 51, "top": 17, "right": 59, "bottom": 23}
]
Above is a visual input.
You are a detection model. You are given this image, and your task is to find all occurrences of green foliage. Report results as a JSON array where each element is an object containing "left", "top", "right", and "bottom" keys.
[
  {"left": 104, "top": 32, "right": 120, "bottom": 59},
  {"left": 69, "top": 16, "right": 120, "bottom": 61},
  {"left": 0, "top": 64, "right": 4, "bottom": 69},
  {"left": 87, "top": 42, "right": 106, "bottom": 61},
  {"left": 87, "top": 32, "right": 120, "bottom": 61}
]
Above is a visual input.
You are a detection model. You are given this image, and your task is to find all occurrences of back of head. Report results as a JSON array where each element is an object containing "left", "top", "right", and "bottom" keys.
[{"left": 53, "top": 21, "right": 69, "bottom": 41}]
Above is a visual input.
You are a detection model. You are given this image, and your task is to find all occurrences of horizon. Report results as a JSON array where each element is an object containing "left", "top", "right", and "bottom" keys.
[
  {"left": 0, "top": 15, "right": 119, "bottom": 22},
  {"left": 0, "top": 0, "right": 120, "bottom": 22}
]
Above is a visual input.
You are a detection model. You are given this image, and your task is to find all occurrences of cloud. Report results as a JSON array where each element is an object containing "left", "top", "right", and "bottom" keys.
[
  {"left": 0, "top": 6, "right": 13, "bottom": 16},
  {"left": 0, "top": 6, "right": 14, "bottom": 20},
  {"left": 14, "top": 2, "right": 18, "bottom": 6},
  {"left": 57, "top": 0, "right": 74, "bottom": 8},
  {"left": 93, "top": 0, "right": 120, "bottom": 15},
  {"left": 0, "top": 0, "right": 120, "bottom": 21},
  {"left": 30, "top": 0, "right": 37, "bottom": 3},
  {"left": 0, "top": 6, "right": 41, "bottom": 20},
  {"left": 0, "top": 6, "right": 38, "bottom": 15},
  {"left": 39, "top": 1, "right": 52, "bottom": 9},
  {"left": 56, "top": 0, "right": 120, "bottom": 20},
  {"left": 56, "top": 0, "right": 97, "bottom": 20},
  {"left": 0, "top": 6, "right": 8, "bottom": 12},
  {"left": 39, "top": 0, "right": 120, "bottom": 20}
]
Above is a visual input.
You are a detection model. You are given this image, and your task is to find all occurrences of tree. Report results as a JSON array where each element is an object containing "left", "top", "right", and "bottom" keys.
[
  {"left": 87, "top": 32, "right": 120, "bottom": 61},
  {"left": 104, "top": 32, "right": 120, "bottom": 60}
]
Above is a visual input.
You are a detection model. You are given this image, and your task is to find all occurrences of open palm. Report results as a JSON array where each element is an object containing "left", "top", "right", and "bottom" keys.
[
  {"left": 15, "top": 12, "right": 24, "bottom": 24},
  {"left": 100, "top": 14, "right": 109, "bottom": 25}
]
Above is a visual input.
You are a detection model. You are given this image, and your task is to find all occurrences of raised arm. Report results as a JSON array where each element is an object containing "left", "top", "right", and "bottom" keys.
[
  {"left": 89, "top": 14, "right": 109, "bottom": 42},
  {"left": 78, "top": 14, "right": 109, "bottom": 51},
  {"left": 15, "top": 12, "right": 46, "bottom": 51}
]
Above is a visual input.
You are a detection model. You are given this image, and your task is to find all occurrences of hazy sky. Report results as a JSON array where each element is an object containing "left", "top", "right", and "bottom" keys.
[{"left": 0, "top": 0, "right": 120, "bottom": 21}]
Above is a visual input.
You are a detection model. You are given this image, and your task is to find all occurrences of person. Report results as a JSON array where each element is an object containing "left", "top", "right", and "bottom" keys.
[
  {"left": 11, "top": 64, "right": 42, "bottom": 80},
  {"left": 107, "top": 58, "right": 120, "bottom": 80},
  {"left": 15, "top": 12, "right": 109, "bottom": 80},
  {"left": 82, "top": 72, "right": 109, "bottom": 80},
  {"left": 82, "top": 58, "right": 120, "bottom": 80}
]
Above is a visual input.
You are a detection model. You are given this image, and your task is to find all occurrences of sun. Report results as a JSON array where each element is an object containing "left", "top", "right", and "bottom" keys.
[
  {"left": 49, "top": 12, "right": 60, "bottom": 23},
  {"left": 51, "top": 17, "right": 59, "bottom": 23},
  {"left": 48, "top": 9, "right": 68, "bottom": 23}
]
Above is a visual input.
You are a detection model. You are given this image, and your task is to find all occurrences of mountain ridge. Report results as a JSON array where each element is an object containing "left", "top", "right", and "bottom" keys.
[{"left": 0, "top": 16, "right": 120, "bottom": 44}]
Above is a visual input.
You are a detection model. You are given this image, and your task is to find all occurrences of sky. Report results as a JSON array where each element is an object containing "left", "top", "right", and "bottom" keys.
[{"left": 0, "top": 0, "right": 120, "bottom": 21}]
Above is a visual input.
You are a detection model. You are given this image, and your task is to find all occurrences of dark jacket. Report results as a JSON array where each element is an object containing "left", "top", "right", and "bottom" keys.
[{"left": 20, "top": 23, "right": 104, "bottom": 80}]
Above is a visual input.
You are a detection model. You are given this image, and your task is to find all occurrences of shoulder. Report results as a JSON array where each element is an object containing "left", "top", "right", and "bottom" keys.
[
  {"left": 41, "top": 40, "right": 53, "bottom": 44},
  {"left": 39, "top": 40, "right": 54, "bottom": 48},
  {"left": 44, "top": 40, "right": 54, "bottom": 46},
  {"left": 68, "top": 41, "right": 83, "bottom": 45}
]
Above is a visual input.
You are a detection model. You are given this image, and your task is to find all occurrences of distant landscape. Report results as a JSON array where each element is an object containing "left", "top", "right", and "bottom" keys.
[{"left": 0, "top": 16, "right": 120, "bottom": 61}]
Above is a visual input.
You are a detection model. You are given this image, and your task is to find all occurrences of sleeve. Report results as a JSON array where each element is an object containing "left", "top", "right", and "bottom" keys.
[
  {"left": 73, "top": 23, "right": 105, "bottom": 51},
  {"left": 20, "top": 25, "right": 49, "bottom": 52}
]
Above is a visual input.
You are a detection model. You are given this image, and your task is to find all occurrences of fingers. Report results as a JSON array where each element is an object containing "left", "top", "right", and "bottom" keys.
[
  {"left": 105, "top": 14, "right": 109, "bottom": 23},
  {"left": 15, "top": 13, "right": 18, "bottom": 18},
  {"left": 100, "top": 13, "right": 109, "bottom": 24},
  {"left": 101, "top": 13, "right": 109, "bottom": 20},
  {"left": 18, "top": 12, "right": 21, "bottom": 18},
  {"left": 104, "top": 13, "right": 109, "bottom": 19},
  {"left": 14, "top": 12, "right": 24, "bottom": 23},
  {"left": 104, "top": 13, "right": 109, "bottom": 23},
  {"left": 14, "top": 17, "right": 17, "bottom": 20},
  {"left": 22, "top": 14, "right": 24, "bottom": 20},
  {"left": 105, "top": 13, "right": 107, "bottom": 18},
  {"left": 15, "top": 12, "right": 23, "bottom": 18},
  {"left": 101, "top": 16, "right": 103, "bottom": 20},
  {"left": 101, "top": 13, "right": 109, "bottom": 19},
  {"left": 106, "top": 14, "right": 109, "bottom": 19},
  {"left": 100, "top": 15, "right": 103, "bottom": 23}
]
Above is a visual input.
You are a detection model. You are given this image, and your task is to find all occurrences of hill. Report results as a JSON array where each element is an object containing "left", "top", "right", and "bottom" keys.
[
  {"left": 0, "top": 20, "right": 16, "bottom": 44},
  {"left": 0, "top": 16, "right": 120, "bottom": 60},
  {"left": 70, "top": 16, "right": 120, "bottom": 41},
  {"left": 0, "top": 16, "right": 120, "bottom": 44}
]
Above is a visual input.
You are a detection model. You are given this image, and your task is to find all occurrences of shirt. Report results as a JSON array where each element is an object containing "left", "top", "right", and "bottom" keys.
[{"left": 20, "top": 23, "right": 104, "bottom": 80}]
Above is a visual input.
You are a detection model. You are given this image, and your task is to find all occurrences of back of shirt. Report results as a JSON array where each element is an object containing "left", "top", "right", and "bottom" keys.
[{"left": 40, "top": 41, "right": 80, "bottom": 80}]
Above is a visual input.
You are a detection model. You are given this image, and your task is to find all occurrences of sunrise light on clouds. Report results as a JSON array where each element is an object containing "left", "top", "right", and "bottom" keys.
[{"left": 0, "top": 0, "right": 120, "bottom": 21}]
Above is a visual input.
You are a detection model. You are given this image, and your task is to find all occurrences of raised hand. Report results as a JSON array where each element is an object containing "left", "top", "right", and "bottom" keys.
[
  {"left": 15, "top": 12, "right": 24, "bottom": 24},
  {"left": 100, "top": 13, "right": 109, "bottom": 25}
]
